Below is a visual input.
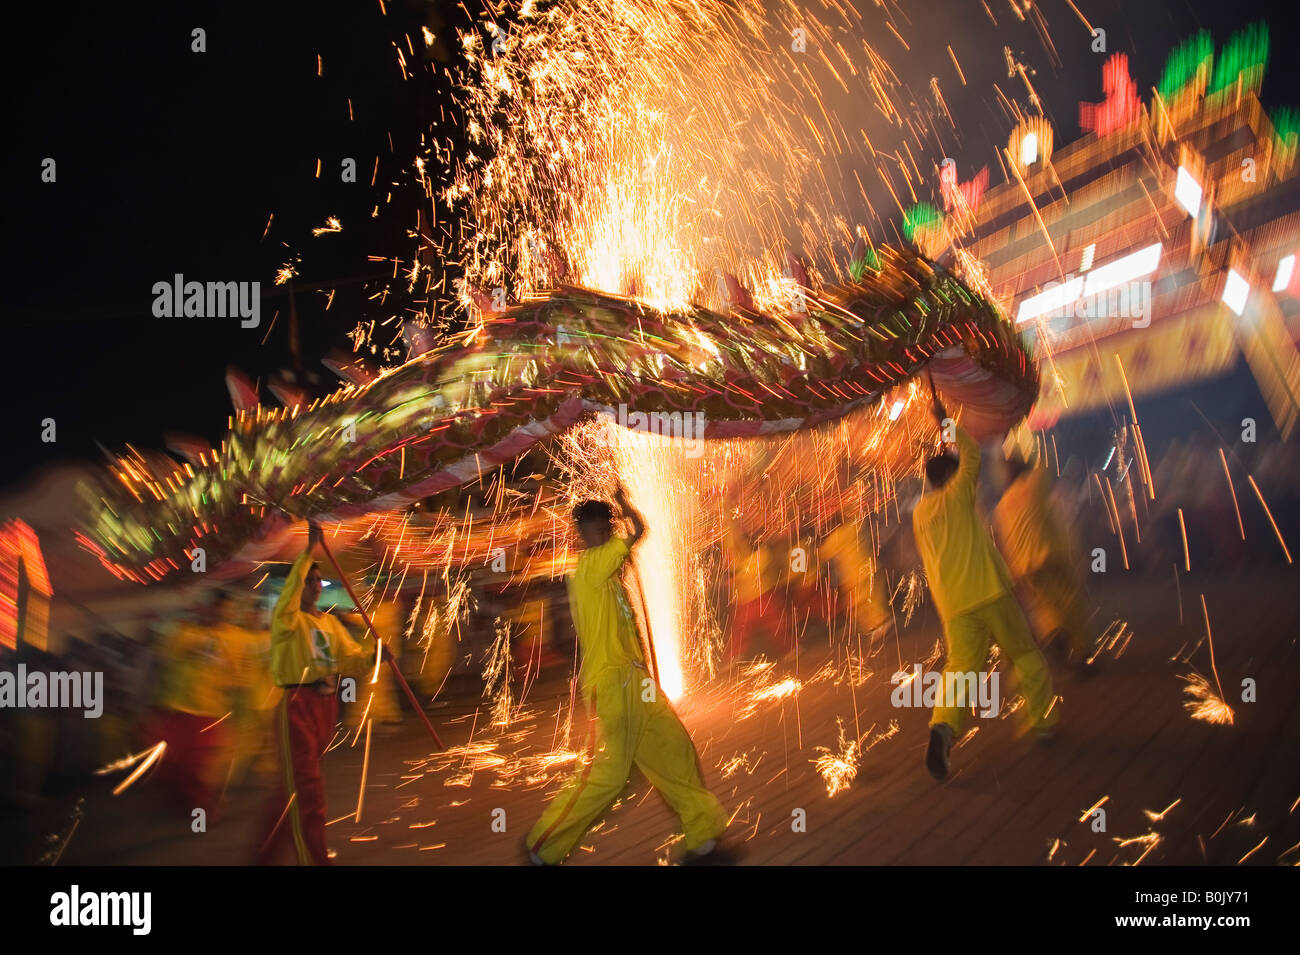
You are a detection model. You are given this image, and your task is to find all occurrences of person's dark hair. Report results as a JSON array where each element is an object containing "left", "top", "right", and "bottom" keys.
[
  {"left": 572, "top": 500, "right": 614, "bottom": 526},
  {"left": 925, "top": 452, "right": 959, "bottom": 488}
]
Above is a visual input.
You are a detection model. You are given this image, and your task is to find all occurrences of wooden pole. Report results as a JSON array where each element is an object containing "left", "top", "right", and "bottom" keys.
[{"left": 316, "top": 534, "right": 445, "bottom": 750}]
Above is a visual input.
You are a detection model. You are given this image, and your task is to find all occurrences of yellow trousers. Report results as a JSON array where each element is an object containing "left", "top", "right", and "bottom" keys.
[
  {"left": 527, "top": 664, "right": 728, "bottom": 864},
  {"left": 849, "top": 571, "right": 892, "bottom": 633},
  {"left": 929, "top": 594, "right": 1058, "bottom": 735},
  {"left": 1019, "top": 562, "right": 1089, "bottom": 652}
]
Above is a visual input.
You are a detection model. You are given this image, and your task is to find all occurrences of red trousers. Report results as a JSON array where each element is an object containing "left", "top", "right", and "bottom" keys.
[
  {"left": 145, "top": 708, "right": 228, "bottom": 812},
  {"left": 256, "top": 687, "right": 338, "bottom": 866},
  {"left": 728, "top": 597, "right": 791, "bottom": 660}
]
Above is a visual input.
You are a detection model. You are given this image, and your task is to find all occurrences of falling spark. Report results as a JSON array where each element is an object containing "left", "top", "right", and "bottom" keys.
[
  {"left": 312, "top": 216, "right": 344, "bottom": 236},
  {"left": 1238, "top": 837, "right": 1268, "bottom": 864},
  {"left": 1219, "top": 449, "right": 1245, "bottom": 540},
  {"left": 1246, "top": 475, "right": 1292, "bottom": 563},
  {"left": 1079, "top": 795, "right": 1110, "bottom": 823},
  {"left": 1177, "top": 508, "right": 1190, "bottom": 572},
  {"left": 947, "top": 45, "right": 966, "bottom": 85},
  {"left": 107, "top": 742, "right": 167, "bottom": 796},
  {"left": 1144, "top": 799, "right": 1181, "bottom": 822}
]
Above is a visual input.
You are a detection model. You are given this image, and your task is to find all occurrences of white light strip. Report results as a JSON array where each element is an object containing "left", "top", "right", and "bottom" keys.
[
  {"left": 1083, "top": 242, "right": 1163, "bottom": 298},
  {"left": 1273, "top": 254, "right": 1295, "bottom": 293},
  {"left": 1175, "top": 166, "right": 1202, "bottom": 218},
  {"left": 1016, "top": 277, "right": 1085, "bottom": 325},
  {"left": 1080, "top": 243, "right": 1095, "bottom": 271},
  {"left": 1222, "top": 269, "right": 1250, "bottom": 316}
]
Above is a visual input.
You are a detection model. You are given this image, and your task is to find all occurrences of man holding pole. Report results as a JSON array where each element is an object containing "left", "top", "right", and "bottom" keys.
[
  {"left": 526, "top": 484, "right": 730, "bottom": 865},
  {"left": 255, "top": 520, "right": 378, "bottom": 866},
  {"left": 913, "top": 391, "right": 1059, "bottom": 781}
]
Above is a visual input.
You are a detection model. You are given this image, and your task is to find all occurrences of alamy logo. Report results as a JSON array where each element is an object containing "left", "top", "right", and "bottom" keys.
[
  {"left": 50, "top": 885, "right": 151, "bottom": 935},
  {"left": 1039, "top": 273, "right": 1151, "bottom": 328},
  {"left": 600, "top": 404, "right": 707, "bottom": 458},
  {"left": 151, "top": 274, "right": 260, "bottom": 328},
  {"left": 0, "top": 665, "right": 103, "bottom": 718},
  {"left": 890, "top": 664, "right": 1000, "bottom": 718}
]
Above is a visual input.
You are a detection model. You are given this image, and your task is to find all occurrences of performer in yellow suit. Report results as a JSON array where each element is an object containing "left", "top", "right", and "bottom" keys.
[
  {"left": 993, "top": 455, "right": 1093, "bottom": 664},
  {"left": 724, "top": 513, "right": 785, "bottom": 660},
  {"left": 226, "top": 595, "right": 280, "bottom": 788},
  {"left": 912, "top": 393, "right": 1058, "bottom": 780},
  {"left": 527, "top": 485, "right": 730, "bottom": 865},
  {"left": 146, "top": 593, "right": 246, "bottom": 812},
  {"left": 344, "top": 597, "right": 403, "bottom": 729},
  {"left": 819, "top": 515, "right": 893, "bottom": 638},
  {"left": 255, "top": 521, "right": 378, "bottom": 866}
]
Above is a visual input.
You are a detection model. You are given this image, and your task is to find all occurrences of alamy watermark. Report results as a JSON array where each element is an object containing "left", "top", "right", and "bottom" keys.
[
  {"left": 890, "top": 664, "right": 1000, "bottom": 717},
  {"left": 0, "top": 665, "right": 103, "bottom": 718},
  {"left": 50, "top": 885, "right": 151, "bottom": 935},
  {"left": 151, "top": 274, "right": 260, "bottom": 328},
  {"left": 600, "top": 404, "right": 707, "bottom": 458},
  {"left": 1038, "top": 274, "right": 1152, "bottom": 328}
]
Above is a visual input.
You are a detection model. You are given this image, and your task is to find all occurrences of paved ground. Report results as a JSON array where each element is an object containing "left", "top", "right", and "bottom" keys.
[{"left": 7, "top": 565, "right": 1299, "bottom": 866}]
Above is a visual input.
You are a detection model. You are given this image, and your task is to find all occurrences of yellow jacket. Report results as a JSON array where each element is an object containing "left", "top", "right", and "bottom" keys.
[
  {"left": 231, "top": 624, "right": 281, "bottom": 712},
  {"left": 566, "top": 537, "right": 646, "bottom": 692},
  {"left": 993, "top": 466, "right": 1071, "bottom": 579},
  {"left": 157, "top": 621, "right": 245, "bottom": 717},
  {"left": 818, "top": 523, "right": 876, "bottom": 590},
  {"left": 270, "top": 554, "right": 377, "bottom": 687},
  {"left": 912, "top": 425, "right": 1013, "bottom": 622},
  {"left": 726, "top": 523, "right": 779, "bottom": 603}
]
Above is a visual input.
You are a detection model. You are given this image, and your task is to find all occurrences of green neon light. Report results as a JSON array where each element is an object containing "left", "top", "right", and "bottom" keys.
[
  {"left": 902, "top": 203, "right": 942, "bottom": 243},
  {"left": 1209, "top": 22, "right": 1269, "bottom": 95},
  {"left": 1157, "top": 30, "right": 1212, "bottom": 102},
  {"left": 849, "top": 245, "right": 881, "bottom": 281},
  {"left": 1273, "top": 106, "right": 1300, "bottom": 151}
]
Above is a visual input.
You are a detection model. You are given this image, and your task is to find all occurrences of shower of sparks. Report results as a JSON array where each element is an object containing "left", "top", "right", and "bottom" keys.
[
  {"left": 1113, "top": 830, "right": 1163, "bottom": 865},
  {"left": 541, "top": 396, "right": 929, "bottom": 701},
  {"left": 813, "top": 718, "right": 860, "bottom": 797},
  {"left": 483, "top": 617, "right": 515, "bottom": 726},
  {"left": 1181, "top": 672, "right": 1235, "bottom": 725},
  {"left": 441, "top": 0, "right": 931, "bottom": 315}
]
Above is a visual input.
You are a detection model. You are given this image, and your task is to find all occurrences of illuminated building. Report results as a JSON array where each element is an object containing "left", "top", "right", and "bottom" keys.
[{"left": 920, "top": 26, "right": 1300, "bottom": 437}]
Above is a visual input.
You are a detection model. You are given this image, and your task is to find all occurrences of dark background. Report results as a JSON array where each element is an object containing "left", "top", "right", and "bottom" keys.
[{"left": 4, "top": 0, "right": 1297, "bottom": 488}]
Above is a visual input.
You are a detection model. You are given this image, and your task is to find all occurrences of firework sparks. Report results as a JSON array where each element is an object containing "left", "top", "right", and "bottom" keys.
[{"left": 813, "top": 718, "right": 860, "bottom": 797}]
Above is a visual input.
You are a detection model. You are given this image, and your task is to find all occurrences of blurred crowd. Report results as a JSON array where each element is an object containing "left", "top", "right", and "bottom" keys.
[
  {"left": 2, "top": 425, "right": 1295, "bottom": 814},
  {"left": 0, "top": 576, "right": 525, "bottom": 815}
]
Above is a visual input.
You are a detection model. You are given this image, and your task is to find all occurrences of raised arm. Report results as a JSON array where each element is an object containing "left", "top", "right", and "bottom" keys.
[
  {"left": 952, "top": 423, "right": 981, "bottom": 492},
  {"left": 613, "top": 485, "right": 645, "bottom": 548},
  {"left": 273, "top": 521, "right": 321, "bottom": 628},
  {"left": 930, "top": 387, "right": 980, "bottom": 494}
]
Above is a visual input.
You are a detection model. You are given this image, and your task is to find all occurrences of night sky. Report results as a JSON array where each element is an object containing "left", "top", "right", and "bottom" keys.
[{"left": 5, "top": 0, "right": 1296, "bottom": 492}]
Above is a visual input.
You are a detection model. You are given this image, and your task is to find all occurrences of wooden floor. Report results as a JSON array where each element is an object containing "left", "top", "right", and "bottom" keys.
[{"left": 13, "top": 565, "right": 1300, "bottom": 867}]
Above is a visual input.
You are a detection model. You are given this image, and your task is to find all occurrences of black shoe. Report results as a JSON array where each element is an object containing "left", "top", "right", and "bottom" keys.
[
  {"left": 926, "top": 724, "right": 953, "bottom": 780},
  {"left": 679, "top": 838, "right": 742, "bottom": 866},
  {"left": 1044, "top": 630, "right": 1071, "bottom": 666}
]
